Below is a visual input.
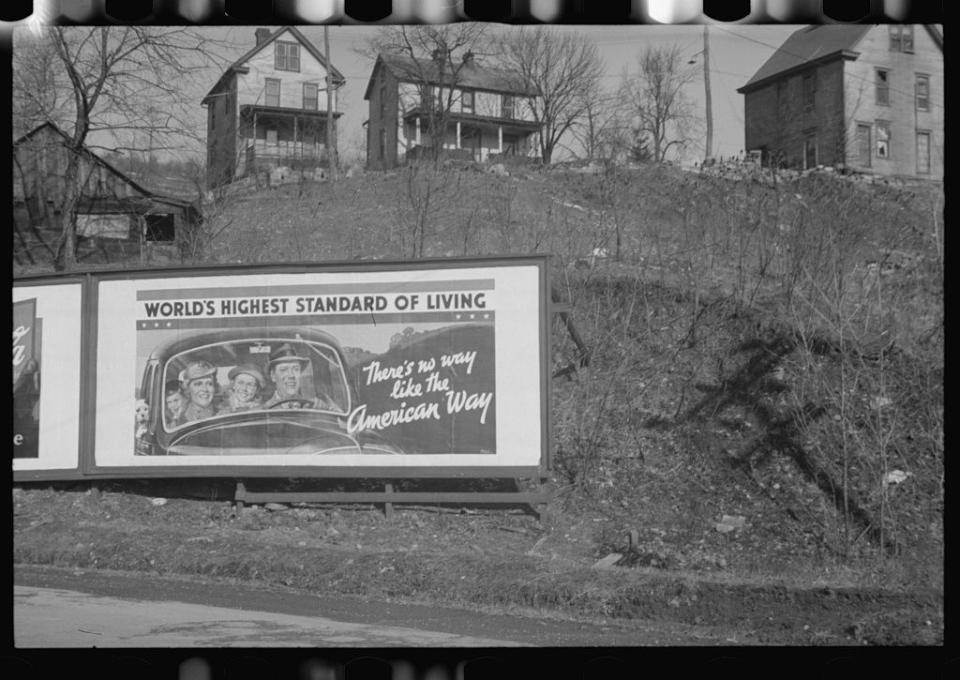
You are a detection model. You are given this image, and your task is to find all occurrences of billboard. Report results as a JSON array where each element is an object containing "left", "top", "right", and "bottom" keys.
[
  {"left": 89, "top": 258, "right": 548, "bottom": 476},
  {"left": 12, "top": 281, "right": 85, "bottom": 477}
]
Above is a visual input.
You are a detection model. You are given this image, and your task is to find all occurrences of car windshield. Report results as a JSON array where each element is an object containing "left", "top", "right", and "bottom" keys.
[{"left": 161, "top": 338, "right": 350, "bottom": 431}]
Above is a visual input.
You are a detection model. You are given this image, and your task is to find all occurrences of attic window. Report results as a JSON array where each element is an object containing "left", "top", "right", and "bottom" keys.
[
  {"left": 275, "top": 41, "right": 300, "bottom": 72},
  {"left": 889, "top": 26, "right": 914, "bottom": 53}
]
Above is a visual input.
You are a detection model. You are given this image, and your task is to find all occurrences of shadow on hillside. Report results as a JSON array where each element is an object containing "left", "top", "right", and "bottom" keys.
[{"left": 669, "top": 331, "right": 899, "bottom": 556}]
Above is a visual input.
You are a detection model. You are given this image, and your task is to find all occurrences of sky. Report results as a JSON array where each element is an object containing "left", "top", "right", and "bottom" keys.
[{"left": 14, "top": 23, "right": 802, "bottom": 166}]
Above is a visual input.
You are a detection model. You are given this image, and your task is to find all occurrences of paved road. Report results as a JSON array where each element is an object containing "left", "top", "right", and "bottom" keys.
[
  {"left": 15, "top": 585, "right": 528, "bottom": 647},
  {"left": 14, "top": 565, "right": 740, "bottom": 647}
]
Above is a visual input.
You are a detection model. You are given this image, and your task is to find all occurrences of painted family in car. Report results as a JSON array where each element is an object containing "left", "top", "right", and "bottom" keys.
[{"left": 135, "top": 328, "right": 403, "bottom": 457}]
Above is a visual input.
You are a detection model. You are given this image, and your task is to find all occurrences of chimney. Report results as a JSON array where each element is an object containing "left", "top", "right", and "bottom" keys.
[
  {"left": 431, "top": 47, "right": 448, "bottom": 63},
  {"left": 462, "top": 51, "right": 475, "bottom": 66},
  {"left": 255, "top": 28, "right": 271, "bottom": 46}
]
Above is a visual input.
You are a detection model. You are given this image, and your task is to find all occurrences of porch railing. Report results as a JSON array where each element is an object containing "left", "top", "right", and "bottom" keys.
[{"left": 246, "top": 140, "right": 327, "bottom": 160}]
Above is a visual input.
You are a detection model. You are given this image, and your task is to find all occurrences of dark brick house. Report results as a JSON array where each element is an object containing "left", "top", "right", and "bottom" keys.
[{"left": 738, "top": 25, "right": 942, "bottom": 179}]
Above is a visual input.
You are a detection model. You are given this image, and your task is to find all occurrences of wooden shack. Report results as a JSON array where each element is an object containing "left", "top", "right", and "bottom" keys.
[{"left": 13, "top": 123, "right": 201, "bottom": 267}]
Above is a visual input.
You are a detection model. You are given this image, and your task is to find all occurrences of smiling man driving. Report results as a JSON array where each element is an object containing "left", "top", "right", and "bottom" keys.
[{"left": 263, "top": 344, "right": 335, "bottom": 410}]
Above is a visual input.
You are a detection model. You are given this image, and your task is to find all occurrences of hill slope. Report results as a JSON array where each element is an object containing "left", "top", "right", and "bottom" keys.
[{"left": 14, "top": 163, "right": 943, "bottom": 641}]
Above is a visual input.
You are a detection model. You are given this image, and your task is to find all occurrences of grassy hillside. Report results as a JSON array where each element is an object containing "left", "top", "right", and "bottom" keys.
[
  {"left": 17, "top": 161, "right": 944, "bottom": 587},
  {"left": 192, "top": 162, "right": 943, "bottom": 583}
]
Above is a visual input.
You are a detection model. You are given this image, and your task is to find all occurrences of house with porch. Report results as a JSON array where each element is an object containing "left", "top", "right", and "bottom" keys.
[
  {"left": 202, "top": 26, "right": 345, "bottom": 189},
  {"left": 363, "top": 50, "right": 542, "bottom": 170},
  {"left": 737, "top": 24, "right": 942, "bottom": 179}
]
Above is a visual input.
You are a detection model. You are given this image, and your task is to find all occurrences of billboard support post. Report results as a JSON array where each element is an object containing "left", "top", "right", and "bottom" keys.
[
  {"left": 230, "top": 479, "right": 555, "bottom": 521},
  {"left": 383, "top": 482, "right": 395, "bottom": 518}
]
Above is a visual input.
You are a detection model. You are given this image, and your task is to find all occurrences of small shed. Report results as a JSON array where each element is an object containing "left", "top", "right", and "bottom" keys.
[{"left": 13, "top": 122, "right": 201, "bottom": 266}]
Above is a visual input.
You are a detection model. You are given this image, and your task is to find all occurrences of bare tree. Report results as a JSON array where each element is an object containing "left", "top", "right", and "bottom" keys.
[
  {"left": 570, "top": 88, "right": 631, "bottom": 164},
  {"left": 12, "top": 26, "right": 229, "bottom": 271},
  {"left": 360, "top": 25, "right": 488, "bottom": 259},
  {"left": 363, "top": 24, "right": 488, "bottom": 165},
  {"left": 12, "top": 35, "right": 70, "bottom": 140},
  {"left": 619, "top": 44, "right": 699, "bottom": 163},
  {"left": 496, "top": 27, "right": 604, "bottom": 165}
]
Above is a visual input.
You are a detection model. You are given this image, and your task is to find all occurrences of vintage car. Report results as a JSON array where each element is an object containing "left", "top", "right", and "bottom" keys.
[{"left": 136, "top": 327, "right": 404, "bottom": 456}]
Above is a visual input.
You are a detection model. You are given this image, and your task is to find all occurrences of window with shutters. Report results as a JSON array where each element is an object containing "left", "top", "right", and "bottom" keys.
[
  {"left": 916, "top": 131, "right": 930, "bottom": 174},
  {"left": 461, "top": 89, "right": 475, "bottom": 114},
  {"left": 501, "top": 95, "right": 514, "bottom": 119},
  {"left": 803, "top": 134, "right": 818, "bottom": 169},
  {"left": 876, "top": 121, "right": 890, "bottom": 159},
  {"left": 265, "top": 78, "right": 280, "bottom": 107},
  {"left": 303, "top": 83, "right": 318, "bottom": 110},
  {"left": 856, "top": 123, "right": 871, "bottom": 167},
  {"left": 275, "top": 41, "right": 300, "bottom": 72},
  {"left": 875, "top": 69, "right": 890, "bottom": 106},
  {"left": 915, "top": 74, "right": 930, "bottom": 111},
  {"left": 803, "top": 71, "right": 816, "bottom": 109}
]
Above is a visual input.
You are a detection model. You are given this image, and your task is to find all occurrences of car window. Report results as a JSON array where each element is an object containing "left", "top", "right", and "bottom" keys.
[{"left": 161, "top": 337, "right": 350, "bottom": 431}]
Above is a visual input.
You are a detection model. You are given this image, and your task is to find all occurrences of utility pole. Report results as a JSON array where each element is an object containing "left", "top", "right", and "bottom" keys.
[
  {"left": 703, "top": 24, "right": 714, "bottom": 162},
  {"left": 324, "top": 25, "right": 338, "bottom": 182}
]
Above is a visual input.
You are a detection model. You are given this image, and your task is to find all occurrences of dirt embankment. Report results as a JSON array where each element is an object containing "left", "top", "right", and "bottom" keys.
[
  {"left": 13, "top": 484, "right": 942, "bottom": 645},
  {"left": 13, "top": 166, "right": 943, "bottom": 646}
]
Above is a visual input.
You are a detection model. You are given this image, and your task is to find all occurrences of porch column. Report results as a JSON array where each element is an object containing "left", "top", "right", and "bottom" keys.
[
  {"left": 498, "top": 126, "right": 503, "bottom": 154},
  {"left": 456, "top": 121, "right": 461, "bottom": 149},
  {"left": 250, "top": 111, "right": 258, "bottom": 175},
  {"left": 415, "top": 117, "right": 421, "bottom": 145},
  {"left": 293, "top": 115, "right": 298, "bottom": 158}
]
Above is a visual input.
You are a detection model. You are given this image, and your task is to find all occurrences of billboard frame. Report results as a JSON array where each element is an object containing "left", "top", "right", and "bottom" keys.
[
  {"left": 12, "top": 274, "right": 90, "bottom": 482},
  {"left": 15, "top": 255, "right": 551, "bottom": 482}
]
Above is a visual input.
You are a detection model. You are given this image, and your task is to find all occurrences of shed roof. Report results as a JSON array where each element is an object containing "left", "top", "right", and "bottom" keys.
[
  {"left": 364, "top": 53, "right": 538, "bottom": 100},
  {"left": 14, "top": 122, "right": 199, "bottom": 212}
]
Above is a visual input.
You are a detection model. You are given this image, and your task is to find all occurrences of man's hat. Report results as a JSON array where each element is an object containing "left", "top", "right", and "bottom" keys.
[
  {"left": 267, "top": 343, "right": 310, "bottom": 371},
  {"left": 179, "top": 360, "right": 217, "bottom": 385},
  {"left": 228, "top": 363, "right": 265, "bottom": 388}
]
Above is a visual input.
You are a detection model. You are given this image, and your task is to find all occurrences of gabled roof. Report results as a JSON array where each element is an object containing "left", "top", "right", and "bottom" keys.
[
  {"left": 202, "top": 26, "right": 346, "bottom": 104},
  {"left": 363, "top": 53, "right": 539, "bottom": 100},
  {"left": 738, "top": 24, "right": 944, "bottom": 94},
  {"left": 14, "top": 122, "right": 198, "bottom": 210},
  {"left": 738, "top": 25, "right": 871, "bottom": 93}
]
